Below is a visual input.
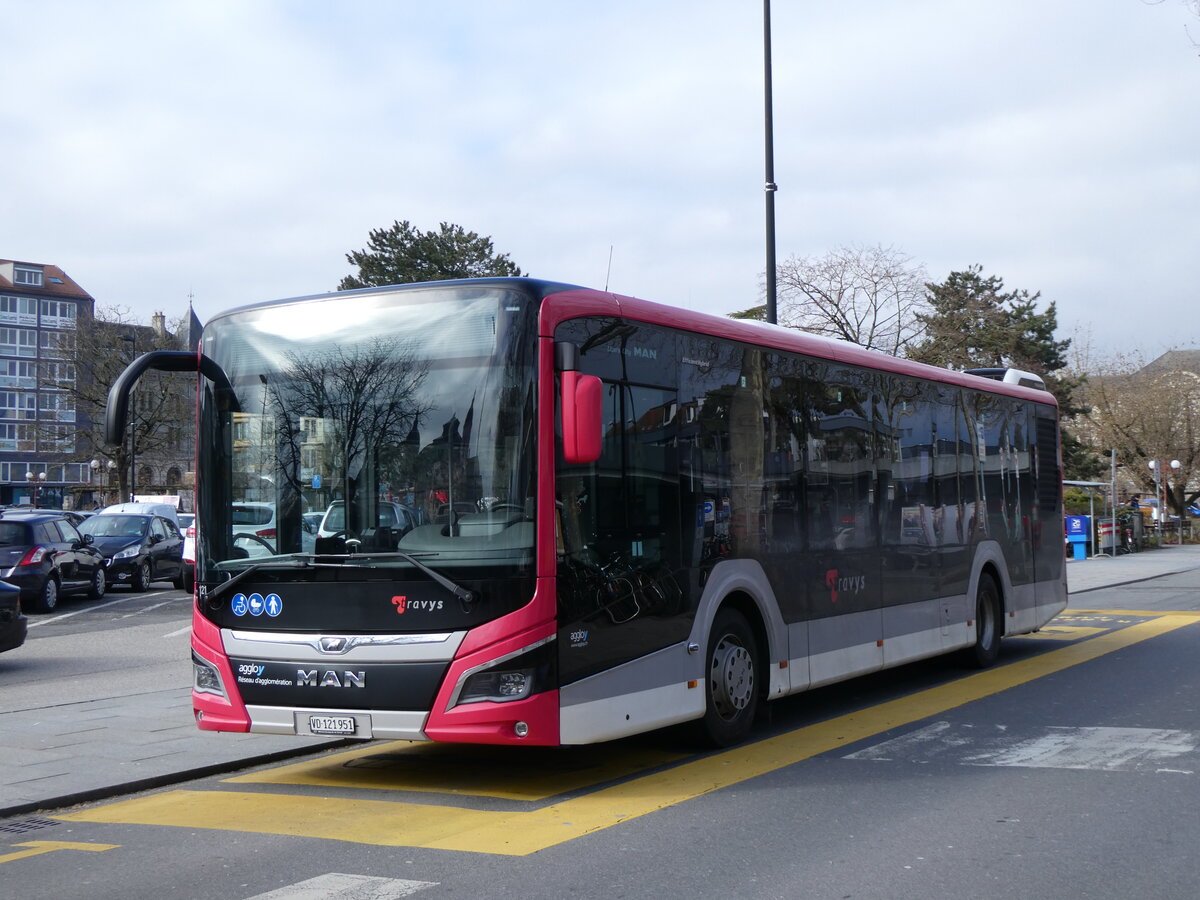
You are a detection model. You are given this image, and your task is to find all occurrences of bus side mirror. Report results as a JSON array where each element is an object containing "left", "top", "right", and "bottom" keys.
[{"left": 561, "top": 370, "right": 602, "bottom": 464}]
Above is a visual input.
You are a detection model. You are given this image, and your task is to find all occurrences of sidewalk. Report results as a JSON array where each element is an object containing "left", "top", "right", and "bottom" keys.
[{"left": 4, "top": 545, "right": 1200, "bottom": 819}]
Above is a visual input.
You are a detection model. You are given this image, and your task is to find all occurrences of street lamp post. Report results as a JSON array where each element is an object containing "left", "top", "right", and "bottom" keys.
[
  {"left": 1148, "top": 459, "right": 1182, "bottom": 544},
  {"left": 90, "top": 458, "right": 117, "bottom": 508},
  {"left": 120, "top": 332, "right": 137, "bottom": 502},
  {"left": 25, "top": 470, "right": 46, "bottom": 507}
]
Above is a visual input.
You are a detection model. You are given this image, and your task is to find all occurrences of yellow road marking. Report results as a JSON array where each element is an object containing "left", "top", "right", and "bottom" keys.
[
  {"left": 0, "top": 840, "right": 120, "bottom": 865},
  {"left": 224, "top": 740, "right": 687, "bottom": 801},
  {"left": 57, "top": 613, "right": 1200, "bottom": 855},
  {"left": 1017, "top": 625, "right": 1108, "bottom": 640}
]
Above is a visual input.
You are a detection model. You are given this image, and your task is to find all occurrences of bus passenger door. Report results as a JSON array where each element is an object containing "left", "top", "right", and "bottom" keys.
[{"left": 804, "top": 363, "right": 883, "bottom": 685}]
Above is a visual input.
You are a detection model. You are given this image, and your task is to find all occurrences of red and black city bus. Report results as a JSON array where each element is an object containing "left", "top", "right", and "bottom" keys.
[{"left": 106, "top": 278, "right": 1067, "bottom": 747}]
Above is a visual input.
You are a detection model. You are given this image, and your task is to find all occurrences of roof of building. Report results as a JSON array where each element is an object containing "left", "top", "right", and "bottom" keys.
[
  {"left": 1141, "top": 349, "right": 1200, "bottom": 376},
  {"left": 0, "top": 259, "right": 94, "bottom": 301}
]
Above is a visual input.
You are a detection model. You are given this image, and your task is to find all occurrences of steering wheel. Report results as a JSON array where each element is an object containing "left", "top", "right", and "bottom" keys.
[
  {"left": 488, "top": 503, "right": 525, "bottom": 515},
  {"left": 233, "top": 533, "right": 276, "bottom": 556}
]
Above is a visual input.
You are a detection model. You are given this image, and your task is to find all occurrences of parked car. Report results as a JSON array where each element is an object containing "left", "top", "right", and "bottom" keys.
[
  {"left": 0, "top": 511, "right": 108, "bottom": 612},
  {"left": 100, "top": 502, "right": 181, "bottom": 528},
  {"left": 0, "top": 579, "right": 27, "bottom": 653},
  {"left": 79, "top": 514, "right": 185, "bottom": 592},
  {"left": 316, "top": 500, "right": 419, "bottom": 552},
  {"left": 0, "top": 507, "right": 91, "bottom": 528},
  {"left": 231, "top": 501, "right": 277, "bottom": 555}
]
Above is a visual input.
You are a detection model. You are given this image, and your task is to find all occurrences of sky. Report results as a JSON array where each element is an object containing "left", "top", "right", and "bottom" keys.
[{"left": 4, "top": 0, "right": 1198, "bottom": 361}]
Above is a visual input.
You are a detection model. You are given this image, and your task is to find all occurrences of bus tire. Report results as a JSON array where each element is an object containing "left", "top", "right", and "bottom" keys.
[
  {"left": 697, "top": 608, "right": 760, "bottom": 747},
  {"left": 963, "top": 573, "right": 1001, "bottom": 668}
]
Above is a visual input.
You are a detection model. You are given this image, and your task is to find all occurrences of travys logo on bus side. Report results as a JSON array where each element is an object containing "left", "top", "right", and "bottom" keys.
[{"left": 825, "top": 569, "right": 866, "bottom": 604}]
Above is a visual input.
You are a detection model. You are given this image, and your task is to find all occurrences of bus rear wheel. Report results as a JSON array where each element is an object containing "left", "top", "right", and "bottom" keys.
[
  {"left": 697, "top": 608, "right": 759, "bottom": 747},
  {"left": 963, "top": 574, "right": 1001, "bottom": 668}
]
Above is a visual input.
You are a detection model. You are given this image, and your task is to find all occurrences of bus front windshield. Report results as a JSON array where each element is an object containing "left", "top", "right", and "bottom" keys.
[{"left": 196, "top": 285, "right": 539, "bottom": 581}]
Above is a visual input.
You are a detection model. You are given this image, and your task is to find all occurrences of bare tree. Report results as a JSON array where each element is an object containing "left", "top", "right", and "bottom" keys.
[
  {"left": 775, "top": 244, "right": 930, "bottom": 355},
  {"left": 45, "top": 306, "right": 189, "bottom": 503},
  {"left": 1074, "top": 349, "right": 1200, "bottom": 514}
]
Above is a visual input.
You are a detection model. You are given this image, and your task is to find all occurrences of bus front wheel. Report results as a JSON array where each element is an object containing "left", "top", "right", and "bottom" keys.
[
  {"left": 963, "top": 574, "right": 1001, "bottom": 668},
  {"left": 697, "top": 608, "right": 760, "bottom": 747}
]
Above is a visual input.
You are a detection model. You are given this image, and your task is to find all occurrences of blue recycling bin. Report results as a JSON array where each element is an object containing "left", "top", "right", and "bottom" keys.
[{"left": 1065, "top": 515, "right": 1090, "bottom": 560}]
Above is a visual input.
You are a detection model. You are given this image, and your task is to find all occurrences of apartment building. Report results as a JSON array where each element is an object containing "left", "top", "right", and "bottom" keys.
[{"left": 0, "top": 259, "right": 95, "bottom": 507}]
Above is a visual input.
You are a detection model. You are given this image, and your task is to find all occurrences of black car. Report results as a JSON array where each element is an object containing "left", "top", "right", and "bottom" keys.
[
  {"left": 78, "top": 514, "right": 185, "bottom": 592},
  {"left": 0, "top": 579, "right": 26, "bottom": 653},
  {"left": 0, "top": 511, "right": 108, "bottom": 613}
]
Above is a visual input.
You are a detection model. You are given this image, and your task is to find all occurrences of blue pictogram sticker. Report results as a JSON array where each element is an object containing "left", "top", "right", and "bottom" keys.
[
  {"left": 231, "top": 593, "right": 249, "bottom": 616},
  {"left": 265, "top": 593, "right": 283, "bottom": 617},
  {"left": 248, "top": 593, "right": 265, "bottom": 616}
]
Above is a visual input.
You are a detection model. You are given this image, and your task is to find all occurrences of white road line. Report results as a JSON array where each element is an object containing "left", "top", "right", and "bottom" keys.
[
  {"left": 26, "top": 590, "right": 175, "bottom": 628},
  {"left": 119, "top": 597, "right": 181, "bottom": 618},
  {"left": 163, "top": 625, "right": 192, "bottom": 638},
  {"left": 245, "top": 873, "right": 436, "bottom": 899}
]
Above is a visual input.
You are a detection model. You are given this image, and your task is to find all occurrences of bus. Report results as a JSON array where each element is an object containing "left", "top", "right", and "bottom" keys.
[{"left": 105, "top": 278, "right": 1067, "bottom": 748}]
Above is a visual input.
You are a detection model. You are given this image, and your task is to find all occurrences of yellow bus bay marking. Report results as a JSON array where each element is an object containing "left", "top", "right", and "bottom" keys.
[
  {"left": 223, "top": 739, "right": 688, "bottom": 801},
  {"left": 0, "top": 841, "right": 120, "bottom": 865},
  {"left": 56, "top": 613, "right": 1200, "bottom": 855}
]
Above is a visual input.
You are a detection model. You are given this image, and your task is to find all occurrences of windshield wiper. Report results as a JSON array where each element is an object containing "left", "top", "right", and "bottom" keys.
[
  {"left": 208, "top": 550, "right": 476, "bottom": 612},
  {"left": 308, "top": 550, "right": 477, "bottom": 611},
  {"left": 205, "top": 558, "right": 315, "bottom": 604}
]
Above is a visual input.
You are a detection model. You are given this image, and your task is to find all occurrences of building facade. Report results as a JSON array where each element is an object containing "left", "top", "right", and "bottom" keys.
[
  {"left": 0, "top": 258, "right": 197, "bottom": 511},
  {"left": 0, "top": 259, "right": 95, "bottom": 508}
]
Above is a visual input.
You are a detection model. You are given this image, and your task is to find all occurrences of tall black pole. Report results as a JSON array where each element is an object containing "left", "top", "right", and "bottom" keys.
[
  {"left": 763, "top": 0, "right": 778, "bottom": 325},
  {"left": 121, "top": 332, "right": 137, "bottom": 501}
]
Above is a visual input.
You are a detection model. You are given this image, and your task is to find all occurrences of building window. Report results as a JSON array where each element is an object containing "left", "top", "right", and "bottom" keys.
[
  {"left": 40, "top": 361, "right": 75, "bottom": 387},
  {"left": 13, "top": 266, "right": 43, "bottom": 287},
  {"left": 0, "top": 360, "right": 37, "bottom": 388},
  {"left": 39, "top": 423, "right": 74, "bottom": 452},
  {"left": 39, "top": 300, "right": 78, "bottom": 325},
  {"left": 0, "top": 327, "right": 38, "bottom": 358},
  {"left": 0, "top": 295, "right": 38, "bottom": 324},
  {"left": 39, "top": 392, "right": 76, "bottom": 422},
  {"left": 0, "top": 391, "right": 36, "bottom": 420},
  {"left": 39, "top": 330, "right": 76, "bottom": 358},
  {"left": 0, "top": 422, "right": 36, "bottom": 451}
]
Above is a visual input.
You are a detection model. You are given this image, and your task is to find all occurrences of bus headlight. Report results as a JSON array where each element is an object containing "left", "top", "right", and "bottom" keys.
[
  {"left": 454, "top": 640, "right": 555, "bottom": 706},
  {"left": 459, "top": 669, "right": 535, "bottom": 704},
  {"left": 192, "top": 651, "right": 226, "bottom": 698}
]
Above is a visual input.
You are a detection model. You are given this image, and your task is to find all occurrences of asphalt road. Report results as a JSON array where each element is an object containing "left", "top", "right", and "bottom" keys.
[
  {"left": 7, "top": 584, "right": 193, "bottom": 709},
  {"left": 2, "top": 572, "right": 1198, "bottom": 900}
]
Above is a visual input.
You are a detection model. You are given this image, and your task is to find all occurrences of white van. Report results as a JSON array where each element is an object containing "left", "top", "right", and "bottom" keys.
[{"left": 100, "top": 502, "right": 181, "bottom": 528}]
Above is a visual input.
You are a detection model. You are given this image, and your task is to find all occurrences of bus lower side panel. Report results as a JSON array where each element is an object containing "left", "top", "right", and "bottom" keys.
[{"left": 559, "top": 576, "right": 1059, "bottom": 745}]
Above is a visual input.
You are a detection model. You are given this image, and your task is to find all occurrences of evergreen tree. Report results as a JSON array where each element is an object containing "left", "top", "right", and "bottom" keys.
[
  {"left": 338, "top": 220, "right": 523, "bottom": 290},
  {"left": 909, "top": 266, "right": 1101, "bottom": 479}
]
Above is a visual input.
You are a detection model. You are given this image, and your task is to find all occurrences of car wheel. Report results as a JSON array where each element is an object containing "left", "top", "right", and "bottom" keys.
[
  {"left": 182, "top": 565, "right": 195, "bottom": 594},
  {"left": 132, "top": 560, "right": 151, "bottom": 592},
  {"left": 88, "top": 567, "right": 107, "bottom": 601},
  {"left": 36, "top": 576, "right": 60, "bottom": 613}
]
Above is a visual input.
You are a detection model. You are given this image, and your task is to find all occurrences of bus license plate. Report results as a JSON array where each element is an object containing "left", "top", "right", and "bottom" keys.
[{"left": 309, "top": 715, "right": 356, "bottom": 735}]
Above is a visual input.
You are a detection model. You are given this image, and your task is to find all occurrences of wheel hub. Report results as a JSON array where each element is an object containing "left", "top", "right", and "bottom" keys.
[{"left": 710, "top": 636, "right": 754, "bottom": 719}]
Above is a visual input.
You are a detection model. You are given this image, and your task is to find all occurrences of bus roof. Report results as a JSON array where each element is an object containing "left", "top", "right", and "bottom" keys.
[{"left": 204, "top": 277, "right": 1058, "bottom": 409}]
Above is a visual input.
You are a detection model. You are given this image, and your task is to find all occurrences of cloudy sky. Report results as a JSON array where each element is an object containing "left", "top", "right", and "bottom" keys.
[{"left": 4, "top": 1, "right": 1198, "bottom": 359}]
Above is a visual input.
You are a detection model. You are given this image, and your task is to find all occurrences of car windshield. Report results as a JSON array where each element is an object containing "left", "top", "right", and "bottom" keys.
[
  {"left": 197, "top": 284, "right": 539, "bottom": 579},
  {"left": 80, "top": 516, "right": 148, "bottom": 539}
]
